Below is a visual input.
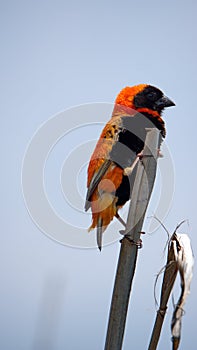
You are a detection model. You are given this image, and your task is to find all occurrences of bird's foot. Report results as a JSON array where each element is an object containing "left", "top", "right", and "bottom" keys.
[
  {"left": 123, "top": 156, "right": 139, "bottom": 176},
  {"left": 123, "top": 152, "right": 146, "bottom": 175}
]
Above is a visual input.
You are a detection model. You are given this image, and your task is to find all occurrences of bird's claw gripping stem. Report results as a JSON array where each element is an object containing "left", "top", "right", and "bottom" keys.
[{"left": 123, "top": 148, "right": 163, "bottom": 177}]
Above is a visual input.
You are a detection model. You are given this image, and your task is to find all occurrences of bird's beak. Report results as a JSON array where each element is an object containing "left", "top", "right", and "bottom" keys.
[{"left": 155, "top": 95, "right": 175, "bottom": 109}]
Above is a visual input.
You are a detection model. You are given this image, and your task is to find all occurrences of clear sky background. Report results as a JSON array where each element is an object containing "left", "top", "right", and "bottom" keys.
[{"left": 1, "top": 0, "right": 197, "bottom": 349}]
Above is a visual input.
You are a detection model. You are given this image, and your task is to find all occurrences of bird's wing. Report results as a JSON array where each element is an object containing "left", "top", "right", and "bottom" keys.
[
  {"left": 85, "top": 116, "right": 123, "bottom": 211},
  {"left": 85, "top": 158, "right": 112, "bottom": 211}
]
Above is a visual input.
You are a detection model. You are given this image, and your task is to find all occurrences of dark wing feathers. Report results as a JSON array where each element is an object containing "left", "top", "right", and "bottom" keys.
[{"left": 85, "top": 159, "right": 112, "bottom": 211}]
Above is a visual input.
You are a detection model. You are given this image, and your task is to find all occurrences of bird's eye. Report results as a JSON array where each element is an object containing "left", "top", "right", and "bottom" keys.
[{"left": 147, "top": 92, "right": 157, "bottom": 101}]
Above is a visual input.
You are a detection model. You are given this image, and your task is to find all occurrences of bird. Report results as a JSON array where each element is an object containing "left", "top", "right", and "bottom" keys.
[{"left": 85, "top": 84, "right": 175, "bottom": 250}]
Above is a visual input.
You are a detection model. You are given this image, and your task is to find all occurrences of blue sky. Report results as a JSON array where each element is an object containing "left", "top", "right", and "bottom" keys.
[{"left": 1, "top": 0, "right": 197, "bottom": 349}]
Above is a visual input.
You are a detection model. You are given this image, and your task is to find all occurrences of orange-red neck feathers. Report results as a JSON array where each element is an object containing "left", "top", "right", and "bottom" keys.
[
  {"left": 114, "top": 85, "right": 160, "bottom": 118},
  {"left": 115, "top": 85, "right": 147, "bottom": 108}
]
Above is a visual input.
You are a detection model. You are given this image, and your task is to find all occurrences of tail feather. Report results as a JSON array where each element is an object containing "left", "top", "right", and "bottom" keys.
[
  {"left": 88, "top": 192, "right": 117, "bottom": 250},
  {"left": 97, "top": 217, "right": 103, "bottom": 251}
]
